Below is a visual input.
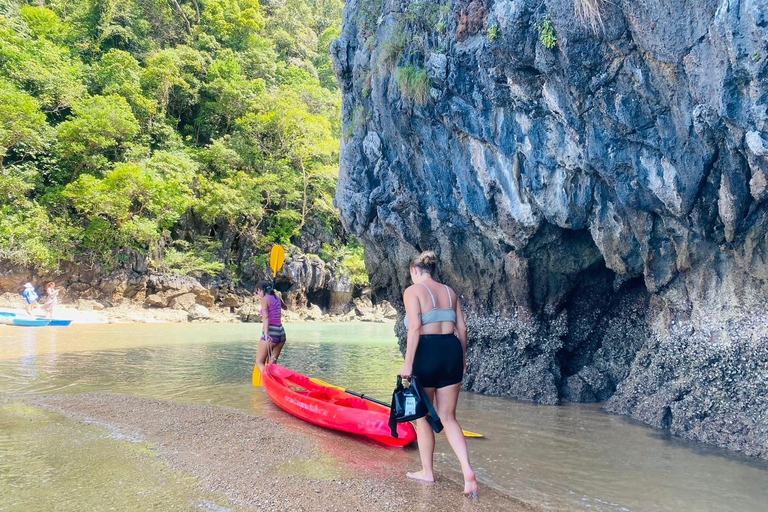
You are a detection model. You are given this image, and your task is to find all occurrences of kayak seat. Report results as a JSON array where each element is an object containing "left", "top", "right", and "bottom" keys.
[{"left": 307, "top": 390, "right": 330, "bottom": 400}]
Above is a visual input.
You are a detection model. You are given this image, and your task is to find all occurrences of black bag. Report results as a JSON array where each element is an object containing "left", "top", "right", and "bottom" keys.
[{"left": 388, "top": 375, "right": 443, "bottom": 438}]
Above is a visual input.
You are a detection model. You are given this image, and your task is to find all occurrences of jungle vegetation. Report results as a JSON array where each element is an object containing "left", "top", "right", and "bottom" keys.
[{"left": 0, "top": 0, "right": 366, "bottom": 284}]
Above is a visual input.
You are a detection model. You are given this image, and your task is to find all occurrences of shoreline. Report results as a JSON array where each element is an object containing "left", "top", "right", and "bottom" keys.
[
  {"left": 0, "top": 297, "right": 397, "bottom": 325},
  {"left": 29, "top": 392, "right": 535, "bottom": 511}
]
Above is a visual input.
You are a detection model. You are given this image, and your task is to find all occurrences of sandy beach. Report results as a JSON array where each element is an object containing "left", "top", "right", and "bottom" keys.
[{"left": 31, "top": 393, "right": 534, "bottom": 512}]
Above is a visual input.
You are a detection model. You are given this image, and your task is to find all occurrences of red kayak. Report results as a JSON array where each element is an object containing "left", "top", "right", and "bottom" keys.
[{"left": 261, "top": 364, "right": 416, "bottom": 447}]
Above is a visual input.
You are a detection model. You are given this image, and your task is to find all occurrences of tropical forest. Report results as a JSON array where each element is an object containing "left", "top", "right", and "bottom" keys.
[{"left": 0, "top": 0, "right": 364, "bottom": 284}]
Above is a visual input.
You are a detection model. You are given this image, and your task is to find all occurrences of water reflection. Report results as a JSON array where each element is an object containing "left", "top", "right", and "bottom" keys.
[{"left": 0, "top": 322, "right": 766, "bottom": 511}]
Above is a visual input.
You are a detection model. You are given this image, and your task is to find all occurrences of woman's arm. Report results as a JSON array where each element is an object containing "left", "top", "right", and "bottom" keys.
[
  {"left": 261, "top": 296, "right": 270, "bottom": 340},
  {"left": 455, "top": 295, "right": 468, "bottom": 371},
  {"left": 399, "top": 286, "right": 422, "bottom": 378}
]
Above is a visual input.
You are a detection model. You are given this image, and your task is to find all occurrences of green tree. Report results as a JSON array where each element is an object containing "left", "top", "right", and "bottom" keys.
[
  {"left": 197, "top": 51, "right": 265, "bottom": 139},
  {"left": 199, "top": 0, "right": 265, "bottom": 50},
  {"left": 0, "top": 15, "right": 86, "bottom": 111},
  {"left": 62, "top": 155, "right": 196, "bottom": 260},
  {"left": 234, "top": 87, "right": 335, "bottom": 233},
  {"left": 0, "top": 0, "right": 356, "bottom": 279},
  {"left": 91, "top": 49, "right": 159, "bottom": 126},
  {"left": 55, "top": 94, "right": 140, "bottom": 181},
  {"left": 0, "top": 79, "right": 49, "bottom": 170}
]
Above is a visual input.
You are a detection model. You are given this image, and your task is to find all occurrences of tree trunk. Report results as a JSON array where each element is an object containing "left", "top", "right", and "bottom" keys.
[{"left": 169, "top": 0, "right": 193, "bottom": 35}]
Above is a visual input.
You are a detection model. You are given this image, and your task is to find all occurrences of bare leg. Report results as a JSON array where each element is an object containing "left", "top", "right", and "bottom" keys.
[
  {"left": 407, "top": 387, "right": 436, "bottom": 483},
  {"left": 255, "top": 340, "right": 270, "bottom": 373},
  {"left": 435, "top": 383, "right": 477, "bottom": 497},
  {"left": 268, "top": 341, "right": 285, "bottom": 363}
]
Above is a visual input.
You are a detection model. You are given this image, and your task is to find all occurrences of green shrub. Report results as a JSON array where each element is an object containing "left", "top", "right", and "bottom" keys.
[
  {"left": 0, "top": 203, "right": 80, "bottom": 270},
  {"left": 487, "top": 23, "right": 499, "bottom": 42},
  {"left": 395, "top": 65, "right": 430, "bottom": 105},
  {"left": 341, "top": 243, "right": 369, "bottom": 287},
  {"left": 535, "top": 15, "right": 557, "bottom": 50},
  {"left": 343, "top": 105, "right": 365, "bottom": 139},
  {"left": 378, "top": 31, "right": 406, "bottom": 71},
  {"left": 318, "top": 241, "right": 369, "bottom": 287},
  {"left": 161, "top": 239, "right": 225, "bottom": 276}
]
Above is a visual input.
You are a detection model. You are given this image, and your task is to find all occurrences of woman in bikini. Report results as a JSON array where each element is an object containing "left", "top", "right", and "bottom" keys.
[
  {"left": 399, "top": 251, "right": 478, "bottom": 498},
  {"left": 255, "top": 280, "right": 287, "bottom": 374}
]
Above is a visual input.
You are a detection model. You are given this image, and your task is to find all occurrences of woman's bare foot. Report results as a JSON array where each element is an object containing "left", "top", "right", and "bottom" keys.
[
  {"left": 406, "top": 470, "right": 434, "bottom": 483},
  {"left": 463, "top": 474, "right": 478, "bottom": 498}
]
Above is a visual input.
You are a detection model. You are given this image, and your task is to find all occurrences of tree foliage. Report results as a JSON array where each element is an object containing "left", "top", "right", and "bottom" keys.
[{"left": 0, "top": 0, "right": 355, "bottom": 276}]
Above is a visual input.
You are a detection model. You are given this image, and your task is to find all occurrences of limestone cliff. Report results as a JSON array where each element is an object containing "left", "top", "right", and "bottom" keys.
[{"left": 333, "top": 0, "right": 768, "bottom": 458}]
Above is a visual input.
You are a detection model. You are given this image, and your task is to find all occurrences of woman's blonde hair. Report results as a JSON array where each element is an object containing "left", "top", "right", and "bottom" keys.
[{"left": 411, "top": 250, "right": 437, "bottom": 275}]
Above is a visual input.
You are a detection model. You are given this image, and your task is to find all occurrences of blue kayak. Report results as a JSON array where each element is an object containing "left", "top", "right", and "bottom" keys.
[
  {"left": 0, "top": 311, "right": 16, "bottom": 317},
  {"left": 47, "top": 319, "right": 72, "bottom": 326},
  {"left": 11, "top": 318, "right": 51, "bottom": 327},
  {"left": 33, "top": 316, "right": 72, "bottom": 326}
]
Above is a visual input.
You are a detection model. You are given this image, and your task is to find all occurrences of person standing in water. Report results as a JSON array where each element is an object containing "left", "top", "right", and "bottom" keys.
[
  {"left": 400, "top": 251, "right": 478, "bottom": 498},
  {"left": 255, "top": 280, "right": 287, "bottom": 374},
  {"left": 41, "top": 282, "right": 59, "bottom": 319},
  {"left": 21, "top": 283, "right": 39, "bottom": 316}
]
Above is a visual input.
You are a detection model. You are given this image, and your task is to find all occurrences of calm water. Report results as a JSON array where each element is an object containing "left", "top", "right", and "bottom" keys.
[{"left": 1, "top": 322, "right": 766, "bottom": 511}]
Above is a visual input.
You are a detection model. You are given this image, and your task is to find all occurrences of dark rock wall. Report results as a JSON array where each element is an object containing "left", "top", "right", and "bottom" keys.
[{"left": 333, "top": 0, "right": 768, "bottom": 458}]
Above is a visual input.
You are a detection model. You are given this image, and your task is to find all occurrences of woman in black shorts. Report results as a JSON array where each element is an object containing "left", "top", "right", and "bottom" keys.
[{"left": 399, "top": 251, "right": 478, "bottom": 498}]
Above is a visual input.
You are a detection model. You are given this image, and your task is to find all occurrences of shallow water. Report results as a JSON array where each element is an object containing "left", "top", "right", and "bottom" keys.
[{"left": 1, "top": 322, "right": 766, "bottom": 511}]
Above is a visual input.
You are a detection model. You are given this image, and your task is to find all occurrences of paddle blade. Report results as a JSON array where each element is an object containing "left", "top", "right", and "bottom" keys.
[
  {"left": 462, "top": 430, "right": 484, "bottom": 438},
  {"left": 269, "top": 245, "right": 285, "bottom": 278},
  {"left": 252, "top": 365, "right": 262, "bottom": 387}
]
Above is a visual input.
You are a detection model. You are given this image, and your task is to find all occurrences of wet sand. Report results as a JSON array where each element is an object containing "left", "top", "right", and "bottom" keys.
[{"left": 32, "top": 393, "right": 535, "bottom": 512}]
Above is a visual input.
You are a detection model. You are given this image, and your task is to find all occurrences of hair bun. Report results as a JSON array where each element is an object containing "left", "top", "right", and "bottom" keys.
[
  {"left": 418, "top": 251, "right": 437, "bottom": 266},
  {"left": 411, "top": 250, "right": 438, "bottom": 275}
]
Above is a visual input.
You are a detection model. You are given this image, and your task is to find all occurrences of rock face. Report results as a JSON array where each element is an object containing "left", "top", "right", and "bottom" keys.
[
  {"left": 334, "top": 0, "right": 768, "bottom": 458},
  {"left": 0, "top": 249, "right": 357, "bottom": 318},
  {"left": 279, "top": 254, "right": 354, "bottom": 314}
]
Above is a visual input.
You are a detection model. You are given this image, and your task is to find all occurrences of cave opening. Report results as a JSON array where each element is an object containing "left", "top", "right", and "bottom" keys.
[
  {"left": 525, "top": 225, "right": 652, "bottom": 403},
  {"left": 556, "top": 256, "right": 651, "bottom": 403}
]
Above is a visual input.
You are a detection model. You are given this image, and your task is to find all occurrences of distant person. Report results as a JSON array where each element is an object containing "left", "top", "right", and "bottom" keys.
[
  {"left": 41, "top": 282, "right": 59, "bottom": 319},
  {"left": 400, "top": 251, "right": 478, "bottom": 498},
  {"left": 255, "top": 280, "right": 287, "bottom": 374},
  {"left": 21, "top": 283, "right": 39, "bottom": 316}
]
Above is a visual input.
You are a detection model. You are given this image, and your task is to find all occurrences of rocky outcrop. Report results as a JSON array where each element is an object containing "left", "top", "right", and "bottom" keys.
[
  {"left": 0, "top": 249, "right": 360, "bottom": 319},
  {"left": 278, "top": 254, "right": 354, "bottom": 314},
  {"left": 334, "top": 0, "right": 768, "bottom": 458}
]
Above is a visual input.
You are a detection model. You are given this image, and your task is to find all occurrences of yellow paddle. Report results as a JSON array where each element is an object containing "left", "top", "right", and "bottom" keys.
[
  {"left": 253, "top": 245, "right": 286, "bottom": 387},
  {"left": 269, "top": 244, "right": 285, "bottom": 277},
  {"left": 309, "top": 377, "right": 484, "bottom": 438}
]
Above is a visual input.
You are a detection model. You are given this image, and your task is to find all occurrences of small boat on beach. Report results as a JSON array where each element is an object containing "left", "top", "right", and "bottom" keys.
[
  {"left": 261, "top": 364, "right": 417, "bottom": 447},
  {"left": 0, "top": 311, "right": 71, "bottom": 326},
  {"left": 46, "top": 319, "right": 72, "bottom": 326},
  {"left": 7, "top": 317, "right": 51, "bottom": 327},
  {"left": 34, "top": 316, "right": 72, "bottom": 326}
]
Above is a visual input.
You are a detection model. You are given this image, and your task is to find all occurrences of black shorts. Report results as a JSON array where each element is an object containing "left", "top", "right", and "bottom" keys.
[{"left": 413, "top": 333, "right": 464, "bottom": 388}]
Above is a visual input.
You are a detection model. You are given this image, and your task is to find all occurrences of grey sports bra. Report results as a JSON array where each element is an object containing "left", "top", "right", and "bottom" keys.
[{"left": 404, "top": 283, "right": 457, "bottom": 329}]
